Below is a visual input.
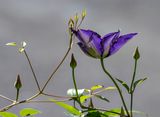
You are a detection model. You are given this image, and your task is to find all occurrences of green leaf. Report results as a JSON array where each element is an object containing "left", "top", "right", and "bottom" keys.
[
  {"left": 85, "top": 111, "right": 106, "bottom": 117},
  {"left": 91, "top": 85, "right": 104, "bottom": 91},
  {"left": 19, "top": 108, "right": 41, "bottom": 117},
  {"left": 104, "top": 87, "right": 116, "bottom": 90},
  {"left": 104, "top": 108, "right": 145, "bottom": 117},
  {"left": 6, "top": 42, "right": 17, "bottom": 46},
  {"left": 94, "top": 95, "right": 110, "bottom": 102},
  {"left": 80, "top": 95, "right": 92, "bottom": 103},
  {"left": 116, "top": 78, "right": 130, "bottom": 93},
  {"left": 50, "top": 99, "right": 81, "bottom": 116},
  {"left": 0, "top": 112, "right": 18, "bottom": 117},
  {"left": 103, "top": 108, "right": 122, "bottom": 117},
  {"left": 67, "top": 89, "right": 85, "bottom": 97},
  {"left": 133, "top": 78, "right": 147, "bottom": 90}
]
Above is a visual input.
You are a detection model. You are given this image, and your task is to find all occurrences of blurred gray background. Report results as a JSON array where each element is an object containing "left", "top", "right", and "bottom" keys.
[{"left": 0, "top": 0, "right": 159, "bottom": 117}]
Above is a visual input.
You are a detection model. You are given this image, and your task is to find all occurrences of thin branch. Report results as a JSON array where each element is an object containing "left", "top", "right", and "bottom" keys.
[
  {"left": 27, "top": 99, "right": 70, "bottom": 103},
  {"left": 24, "top": 50, "right": 41, "bottom": 91},
  {"left": 42, "top": 92, "right": 71, "bottom": 99},
  {"left": 0, "top": 94, "right": 14, "bottom": 102},
  {"left": 0, "top": 102, "right": 17, "bottom": 112},
  {"left": 0, "top": 93, "right": 41, "bottom": 112},
  {"left": 100, "top": 58, "right": 130, "bottom": 117},
  {"left": 130, "top": 59, "right": 138, "bottom": 117},
  {"left": 41, "top": 33, "right": 73, "bottom": 92}
]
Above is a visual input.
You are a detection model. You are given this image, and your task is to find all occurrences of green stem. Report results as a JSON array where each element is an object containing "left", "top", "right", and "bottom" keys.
[
  {"left": 100, "top": 58, "right": 130, "bottom": 117},
  {"left": 72, "top": 68, "right": 79, "bottom": 100},
  {"left": 16, "top": 89, "right": 19, "bottom": 101},
  {"left": 130, "top": 59, "right": 138, "bottom": 117}
]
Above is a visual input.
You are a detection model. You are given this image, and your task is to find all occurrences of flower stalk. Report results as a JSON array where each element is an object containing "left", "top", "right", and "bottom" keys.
[
  {"left": 130, "top": 47, "right": 140, "bottom": 117},
  {"left": 100, "top": 58, "right": 130, "bottom": 117},
  {"left": 41, "top": 33, "right": 73, "bottom": 92},
  {"left": 70, "top": 54, "right": 79, "bottom": 101}
]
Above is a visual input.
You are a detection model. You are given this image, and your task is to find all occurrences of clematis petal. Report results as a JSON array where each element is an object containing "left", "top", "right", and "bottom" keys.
[
  {"left": 87, "top": 34, "right": 102, "bottom": 56},
  {"left": 74, "top": 29, "right": 102, "bottom": 58},
  {"left": 72, "top": 29, "right": 101, "bottom": 43},
  {"left": 108, "top": 33, "right": 138, "bottom": 56},
  {"left": 102, "top": 31, "right": 120, "bottom": 57},
  {"left": 77, "top": 42, "right": 98, "bottom": 58}
]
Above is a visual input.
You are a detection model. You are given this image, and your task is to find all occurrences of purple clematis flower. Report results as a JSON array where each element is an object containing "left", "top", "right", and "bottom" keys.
[{"left": 72, "top": 29, "right": 138, "bottom": 58}]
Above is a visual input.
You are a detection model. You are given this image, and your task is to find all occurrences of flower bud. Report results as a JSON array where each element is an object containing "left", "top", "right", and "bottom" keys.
[
  {"left": 14, "top": 74, "right": 22, "bottom": 90},
  {"left": 74, "top": 13, "right": 79, "bottom": 24},
  {"left": 70, "top": 54, "right": 77, "bottom": 69},
  {"left": 68, "top": 18, "right": 74, "bottom": 28},
  {"left": 133, "top": 47, "right": 140, "bottom": 60},
  {"left": 82, "top": 9, "right": 86, "bottom": 20}
]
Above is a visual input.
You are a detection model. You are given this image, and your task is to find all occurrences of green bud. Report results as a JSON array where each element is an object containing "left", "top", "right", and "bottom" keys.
[
  {"left": 70, "top": 54, "right": 77, "bottom": 69},
  {"left": 133, "top": 47, "right": 140, "bottom": 60},
  {"left": 14, "top": 74, "right": 22, "bottom": 89},
  {"left": 74, "top": 13, "right": 79, "bottom": 24},
  {"left": 82, "top": 9, "right": 86, "bottom": 20}
]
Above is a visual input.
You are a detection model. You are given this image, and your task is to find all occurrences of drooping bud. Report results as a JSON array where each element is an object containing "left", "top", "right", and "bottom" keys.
[
  {"left": 14, "top": 74, "right": 22, "bottom": 90},
  {"left": 70, "top": 54, "right": 77, "bottom": 69},
  {"left": 133, "top": 47, "right": 140, "bottom": 60}
]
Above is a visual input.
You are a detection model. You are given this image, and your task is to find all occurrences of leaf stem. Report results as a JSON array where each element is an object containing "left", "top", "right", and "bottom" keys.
[
  {"left": 100, "top": 58, "right": 130, "bottom": 117},
  {"left": 130, "top": 59, "right": 138, "bottom": 117}
]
